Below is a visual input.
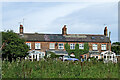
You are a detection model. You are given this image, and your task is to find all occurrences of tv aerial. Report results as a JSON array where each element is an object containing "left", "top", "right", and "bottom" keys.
[{"left": 18, "top": 18, "right": 25, "bottom": 25}]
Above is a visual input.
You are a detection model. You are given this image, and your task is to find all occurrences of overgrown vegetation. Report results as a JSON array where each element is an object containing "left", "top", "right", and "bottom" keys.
[
  {"left": 2, "top": 60, "right": 118, "bottom": 78},
  {"left": 65, "top": 43, "right": 89, "bottom": 59}
]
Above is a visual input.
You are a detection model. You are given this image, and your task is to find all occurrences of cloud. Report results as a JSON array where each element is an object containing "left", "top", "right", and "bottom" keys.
[
  {"left": 47, "top": 2, "right": 118, "bottom": 42},
  {"left": 1, "top": 0, "right": 119, "bottom": 2},
  {"left": 2, "top": 2, "right": 118, "bottom": 43},
  {"left": 2, "top": 2, "right": 93, "bottom": 32}
]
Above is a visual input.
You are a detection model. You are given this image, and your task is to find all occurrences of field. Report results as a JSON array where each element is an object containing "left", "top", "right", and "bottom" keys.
[{"left": 2, "top": 59, "right": 118, "bottom": 78}]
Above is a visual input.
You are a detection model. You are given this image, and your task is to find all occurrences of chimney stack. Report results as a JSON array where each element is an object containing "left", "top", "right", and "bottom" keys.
[
  {"left": 104, "top": 26, "right": 108, "bottom": 37},
  {"left": 62, "top": 25, "right": 67, "bottom": 35},
  {"left": 20, "top": 23, "right": 23, "bottom": 34}
]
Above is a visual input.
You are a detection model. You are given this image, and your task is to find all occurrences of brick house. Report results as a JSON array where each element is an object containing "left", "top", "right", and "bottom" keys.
[{"left": 19, "top": 24, "right": 111, "bottom": 59}]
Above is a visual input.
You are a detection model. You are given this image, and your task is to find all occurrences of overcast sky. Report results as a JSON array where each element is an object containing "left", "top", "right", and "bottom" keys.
[{"left": 1, "top": 1, "right": 118, "bottom": 43}]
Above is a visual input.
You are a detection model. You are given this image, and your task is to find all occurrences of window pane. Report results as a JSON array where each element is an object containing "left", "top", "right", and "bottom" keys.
[
  {"left": 58, "top": 43, "right": 64, "bottom": 49},
  {"left": 101, "top": 44, "right": 106, "bottom": 50},
  {"left": 49, "top": 43, "right": 55, "bottom": 49},
  {"left": 92, "top": 44, "right": 97, "bottom": 50},
  {"left": 70, "top": 43, "right": 75, "bottom": 49},
  {"left": 35, "top": 43, "right": 41, "bottom": 49},
  {"left": 79, "top": 43, "right": 84, "bottom": 49},
  {"left": 26, "top": 43, "right": 31, "bottom": 49}
]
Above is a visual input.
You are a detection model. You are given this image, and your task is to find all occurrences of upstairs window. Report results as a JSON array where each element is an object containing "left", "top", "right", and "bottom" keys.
[
  {"left": 26, "top": 43, "right": 31, "bottom": 49},
  {"left": 49, "top": 43, "right": 55, "bottom": 49},
  {"left": 92, "top": 44, "right": 97, "bottom": 50},
  {"left": 101, "top": 44, "right": 106, "bottom": 50},
  {"left": 70, "top": 43, "right": 75, "bottom": 49},
  {"left": 58, "top": 43, "right": 64, "bottom": 49},
  {"left": 79, "top": 43, "right": 84, "bottom": 49},
  {"left": 35, "top": 43, "right": 41, "bottom": 49}
]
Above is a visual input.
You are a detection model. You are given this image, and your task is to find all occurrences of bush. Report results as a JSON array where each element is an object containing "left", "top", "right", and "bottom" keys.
[{"left": 46, "top": 51, "right": 56, "bottom": 59}]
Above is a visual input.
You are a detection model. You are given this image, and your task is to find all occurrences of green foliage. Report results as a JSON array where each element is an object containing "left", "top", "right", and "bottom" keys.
[
  {"left": 111, "top": 42, "right": 120, "bottom": 55},
  {"left": 64, "top": 43, "right": 70, "bottom": 55},
  {"left": 46, "top": 51, "right": 56, "bottom": 59},
  {"left": 65, "top": 43, "right": 89, "bottom": 59},
  {"left": 74, "top": 44, "right": 80, "bottom": 59},
  {"left": 84, "top": 42, "right": 89, "bottom": 53},
  {"left": 2, "top": 60, "right": 118, "bottom": 78},
  {"left": 2, "top": 30, "right": 29, "bottom": 62},
  {"left": 50, "top": 52, "right": 56, "bottom": 59}
]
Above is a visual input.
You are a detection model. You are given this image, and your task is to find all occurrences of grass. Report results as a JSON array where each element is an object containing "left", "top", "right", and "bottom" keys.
[{"left": 2, "top": 59, "right": 119, "bottom": 78}]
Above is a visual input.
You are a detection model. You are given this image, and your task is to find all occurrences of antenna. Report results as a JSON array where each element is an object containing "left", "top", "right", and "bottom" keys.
[
  {"left": 18, "top": 18, "right": 24, "bottom": 25},
  {"left": 104, "top": 24, "right": 107, "bottom": 27},
  {"left": 18, "top": 22, "right": 21, "bottom": 24},
  {"left": 23, "top": 18, "right": 24, "bottom": 25}
]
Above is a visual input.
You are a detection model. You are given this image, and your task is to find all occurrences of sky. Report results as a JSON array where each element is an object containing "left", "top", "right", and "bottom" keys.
[{"left": 1, "top": 1, "right": 118, "bottom": 43}]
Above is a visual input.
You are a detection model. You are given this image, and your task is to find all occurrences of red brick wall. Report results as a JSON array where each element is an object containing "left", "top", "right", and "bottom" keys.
[{"left": 26, "top": 41, "right": 110, "bottom": 53}]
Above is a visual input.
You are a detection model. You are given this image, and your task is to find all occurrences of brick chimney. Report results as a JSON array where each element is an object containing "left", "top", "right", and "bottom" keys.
[
  {"left": 20, "top": 23, "right": 23, "bottom": 34},
  {"left": 62, "top": 25, "right": 67, "bottom": 35},
  {"left": 104, "top": 26, "right": 108, "bottom": 37}
]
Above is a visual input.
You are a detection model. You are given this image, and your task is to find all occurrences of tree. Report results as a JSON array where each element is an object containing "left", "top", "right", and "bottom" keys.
[
  {"left": 111, "top": 42, "right": 120, "bottom": 55},
  {"left": 2, "top": 30, "right": 29, "bottom": 62}
]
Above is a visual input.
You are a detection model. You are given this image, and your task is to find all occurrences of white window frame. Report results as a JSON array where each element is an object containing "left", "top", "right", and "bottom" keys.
[
  {"left": 58, "top": 43, "right": 64, "bottom": 49},
  {"left": 79, "top": 43, "right": 84, "bottom": 49},
  {"left": 92, "top": 44, "right": 97, "bottom": 50},
  {"left": 26, "top": 43, "right": 31, "bottom": 49},
  {"left": 70, "top": 43, "right": 75, "bottom": 49},
  {"left": 35, "top": 43, "right": 41, "bottom": 49},
  {"left": 101, "top": 44, "right": 106, "bottom": 50},
  {"left": 49, "top": 43, "right": 55, "bottom": 49}
]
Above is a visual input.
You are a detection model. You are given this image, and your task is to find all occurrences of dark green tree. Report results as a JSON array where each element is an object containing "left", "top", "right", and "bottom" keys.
[
  {"left": 111, "top": 42, "right": 120, "bottom": 55},
  {"left": 2, "top": 30, "right": 29, "bottom": 62}
]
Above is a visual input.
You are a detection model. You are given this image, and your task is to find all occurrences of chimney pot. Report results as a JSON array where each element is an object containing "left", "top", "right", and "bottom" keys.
[
  {"left": 104, "top": 26, "right": 108, "bottom": 37},
  {"left": 62, "top": 25, "right": 67, "bottom": 35},
  {"left": 20, "top": 24, "right": 23, "bottom": 34}
]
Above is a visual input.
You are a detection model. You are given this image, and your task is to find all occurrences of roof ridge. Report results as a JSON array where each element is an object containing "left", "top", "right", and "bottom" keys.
[{"left": 67, "top": 34, "right": 105, "bottom": 36}]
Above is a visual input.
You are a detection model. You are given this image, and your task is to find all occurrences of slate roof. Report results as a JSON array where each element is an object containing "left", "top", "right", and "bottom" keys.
[{"left": 19, "top": 33, "right": 110, "bottom": 43}]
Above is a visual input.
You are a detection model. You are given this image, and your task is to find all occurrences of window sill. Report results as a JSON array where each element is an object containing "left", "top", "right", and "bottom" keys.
[
  {"left": 101, "top": 50, "right": 106, "bottom": 51},
  {"left": 59, "top": 49, "right": 63, "bottom": 50},
  {"left": 92, "top": 50, "right": 98, "bottom": 51},
  {"left": 79, "top": 49, "right": 83, "bottom": 50},
  {"left": 35, "top": 49, "right": 41, "bottom": 50},
  {"left": 70, "top": 49, "right": 75, "bottom": 50},
  {"left": 49, "top": 48, "right": 55, "bottom": 50}
]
